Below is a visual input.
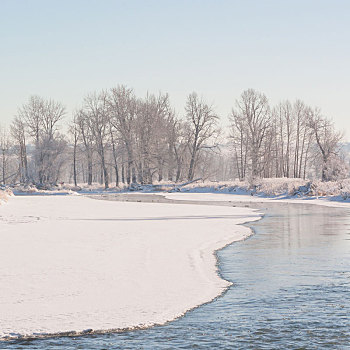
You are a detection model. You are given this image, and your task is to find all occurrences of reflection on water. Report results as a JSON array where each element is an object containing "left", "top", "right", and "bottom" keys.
[{"left": 3, "top": 197, "right": 350, "bottom": 349}]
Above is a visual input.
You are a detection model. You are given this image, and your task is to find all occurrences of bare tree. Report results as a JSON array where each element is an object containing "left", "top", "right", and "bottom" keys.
[
  {"left": 133, "top": 93, "right": 172, "bottom": 183},
  {"left": 273, "top": 101, "right": 294, "bottom": 177},
  {"left": 108, "top": 122, "right": 120, "bottom": 187},
  {"left": 11, "top": 117, "right": 28, "bottom": 183},
  {"left": 82, "top": 91, "right": 110, "bottom": 189},
  {"left": 231, "top": 89, "right": 271, "bottom": 178},
  {"left": 0, "top": 126, "right": 11, "bottom": 184},
  {"left": 292, "top": 100, "right": 312, "bottom": 179},
  {"left": 185, "top": 92, "right": 219, "bottom": 181},
  {"left": 18, "top": 96, "right": 66, "bottom": 184},
  {"left": 76, "top": 110, "right": 94, "bottom": 185},
  {"left": 69, "top": 115, "right": 80, "bottom": 187},
  {"left": 165, "top": 110, "right": 179, "bottom": 181},
  {"left": 172, "top": 120, "right": 188, "bottom": 182},
  {"left": 4, "top": 87, "right": 347, "bottom": 186},
  {"left": 229, "top": 111, "right": 248, "bottom": 180},
  {"left": 108, "top": 85, "right": 137, "bottom": 184},
  {"left": 308, "top": 109, "right": 343, "bottom": 181}
]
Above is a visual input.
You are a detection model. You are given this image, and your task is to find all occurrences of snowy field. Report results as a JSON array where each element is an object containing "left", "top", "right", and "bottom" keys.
[{"left": 0, "top": 195, "right": 261, "bottom": 340}]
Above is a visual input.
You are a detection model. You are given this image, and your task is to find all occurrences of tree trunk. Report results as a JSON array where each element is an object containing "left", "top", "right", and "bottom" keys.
[
  {"left": 114, "top": 165, "right": 119, "bottom": 187},
  {"left": 2, "top": 150, "right": 5, "bottom": 185},
  {"left": 121, "top": 161, "right": 125, "bottom": 184},
  {"left": 188, "top": 148, "right": 197, "bottom": 181},
  {"left": 87, "top": 152, "right": 93, "bottom": 185},
  {"left": 99, "top": 147, "right": 109, "bottom": 189},
  {"left": 73, "top": 141, "right": 77, "bottom": 187}
]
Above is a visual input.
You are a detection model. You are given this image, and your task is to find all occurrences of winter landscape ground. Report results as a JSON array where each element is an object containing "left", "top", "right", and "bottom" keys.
[
  {"left": 1, "top": 179, "right": 350, "bottom": 341},
  {"left": 7, "top": 177, "right": 350, "bottom": 203},
  {"left": 0, "top": 193, "right": 261, "bottom": 340}
]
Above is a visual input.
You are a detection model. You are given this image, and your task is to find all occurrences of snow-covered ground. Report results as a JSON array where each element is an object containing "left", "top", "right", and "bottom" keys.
[
  {"left": 171, "top": 178, "right": 350, "bottom": 201},
  {"left": 0, "top": 191, "right": 6, "bottom": 203},
  {"left": 9, "top": 178, "right": 350, "bottom": 204},
  {"left": 0, "top": 195, "right": 261, "bottom": 340},
  {"left": 0, "top": 189, "right": 11, "bottom": 203},
  {"left": 164, "top": 192, "right": 350, "bottom": 208}
]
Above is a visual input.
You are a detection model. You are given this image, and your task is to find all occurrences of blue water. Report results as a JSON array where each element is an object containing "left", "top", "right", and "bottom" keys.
[{"left": 2, "top": 200, "right": 350, "bottom": 349}]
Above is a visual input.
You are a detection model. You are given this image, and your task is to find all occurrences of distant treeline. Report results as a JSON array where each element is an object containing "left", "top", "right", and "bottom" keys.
[{"left": 0, "top": 87, "right": 348, "bottom": 188}]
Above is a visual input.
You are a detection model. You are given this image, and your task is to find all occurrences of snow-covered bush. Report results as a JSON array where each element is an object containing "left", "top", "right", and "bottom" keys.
[
  {"left": 178, "top": 178, "right": 350, "bottom": 199},
  {"left": 179, "top": 180, "right": 250, "bottom": 193},
  {"left": 0, "top": 188, "right": 13, "bottom": 203},
  {"left": 253, "top": 178, "right": 307, "bottom": 196},
  {"left": 0, "top": 190, "right": 6, "bottom": 202},
  {"left": 323, "top": 154, "right": 350, "bottom": 181},
  {"left": 179, "top": 178, "right": 309, "bottom": 196},
  {"left": 10, "top": 184, "right": 39, "bottom": 194}
]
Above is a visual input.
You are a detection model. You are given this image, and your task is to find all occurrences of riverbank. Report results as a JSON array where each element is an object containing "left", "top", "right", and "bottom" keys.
[
  {"left": 163, "top": 192, "right": 350, "bottom": 209},
  {"left": 0, "top": 195, "right": 261, "bottom": 340},
  {"left": 7, "top": 178, "right": 350, "bottom": 205}
]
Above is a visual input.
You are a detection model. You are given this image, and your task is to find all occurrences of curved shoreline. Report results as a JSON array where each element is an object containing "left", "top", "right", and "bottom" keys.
[
  {"left": 0, "top": 195, "right": 261, "bottom": 341},
  {"left": 2, "top": 222, "right": 259, "bottom": 343}
]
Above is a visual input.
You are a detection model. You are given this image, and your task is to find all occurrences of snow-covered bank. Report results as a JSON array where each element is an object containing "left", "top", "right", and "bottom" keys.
[
  {"left": 0, "top": 195, "right": 261, "bottom": 340},
  {"left": 164, "top": 192, "right": 350, "bottom": 209},
  {"left": 153, "top": 178, "right": 350, "bottom": 207},
  {"left": 171, "top": 178, "right": 350, "bottom": 200},
  {"left": 0, "top": 189, "right": 13, "bottom": 203},
  {"left": 8, "top": 178, "right": 350, "bottom": 202},
  {"left": 0, "top": 190, "right": 7, "bottom": 203}
]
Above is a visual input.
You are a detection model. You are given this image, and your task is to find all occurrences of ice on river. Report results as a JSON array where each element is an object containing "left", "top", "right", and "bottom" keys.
[{"left": 0, "top": 195, "right": 260, "bottom": 339}]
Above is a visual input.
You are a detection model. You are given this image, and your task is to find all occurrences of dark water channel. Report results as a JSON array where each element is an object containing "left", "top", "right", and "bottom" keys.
[{"left": 3, "top": 194, "right": 350, "bottom": 349}]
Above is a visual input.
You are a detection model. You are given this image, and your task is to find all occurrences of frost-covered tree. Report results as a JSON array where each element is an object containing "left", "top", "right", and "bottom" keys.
[
  {"left": 0, "top": 126, "right": 12, "bottom": 184},
  {"left": 308, "top": 109, "right": 343, "bottom": 181},
  {"left": 271, "top": 100, "right": 312, "bottom": 179},
  {"left": 108, "top": 85, "right": 137, "bottom": 184},
  {"left": 133, "top": 93, "right": 173, "bottom": 183},
  {"left": 231, "top": 89, "right": 271, "bottom": 178},
  {"left": 3, "top": 87, "right": 347, "bottom": 186},
  {"left": 185, "top": 92, "right": 219, "bottom": 181},
  {"left": 82, "top": 91, "right": 110, "bottom": 189},
  {"left": 274, "top": 101, "right": 294, "bottom": 177},
  {"left": 323, "top": 154, "right": 349, "bottom": 181},
  {"left": 17, "top": 96, "right": 66, "bottom": 184},
  {"left": 76, "top": 109, "right": 95, "bottom": 185},
  {"left": 69, "top": 115, "right": 80, "bottom": 187},
  {"left": 11, "top": 117, "right": 28, "bottom": 183},
  {"left": 229, "top": 109, "right": 248, "bottom": 180},
  {"left": 292, "top": 100, "right": 312, "bottom": 179}
]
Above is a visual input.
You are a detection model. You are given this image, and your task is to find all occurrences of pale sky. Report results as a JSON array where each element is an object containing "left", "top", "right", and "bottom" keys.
[{"left": 1, "top": 0, "right": 349, "bottom": 138}]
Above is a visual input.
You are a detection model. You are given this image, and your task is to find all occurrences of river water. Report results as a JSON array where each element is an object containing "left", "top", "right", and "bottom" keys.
[{"left": 3, "top": 195, "right": 350, "bottom": 349}]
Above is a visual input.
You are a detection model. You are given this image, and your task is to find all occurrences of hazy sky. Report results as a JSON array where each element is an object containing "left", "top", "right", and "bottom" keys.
[{"left": 1, "top": 0, "right": 350, "bottom": 138}]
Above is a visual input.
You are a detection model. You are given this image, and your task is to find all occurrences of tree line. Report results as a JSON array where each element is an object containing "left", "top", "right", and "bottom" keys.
[{"left": 0, "top": 87, "right": 347, "bottom": 188}]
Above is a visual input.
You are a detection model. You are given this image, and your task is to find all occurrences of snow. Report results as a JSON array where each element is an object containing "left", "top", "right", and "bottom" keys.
[
  {"left": 174, "top": 178, "right": 350, "bottom": 199},
  {"left": 0, "top": 191, "right": 7, "bottom": 203},
  {"left": 164, "top": 192, "right": 350, "bottom": 208},
  {"left": 8, "top": 178, "right": 350, "bottom": 202},
  {"left": 0, "top": 195, "right": 261, "bottom": 340}
]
